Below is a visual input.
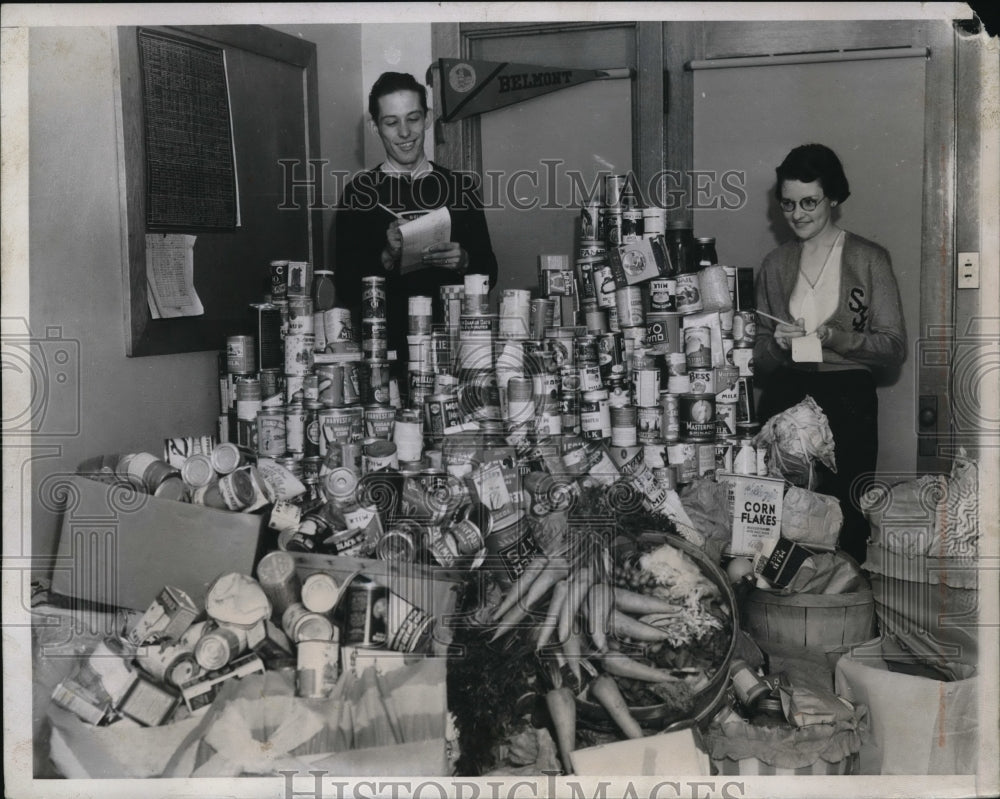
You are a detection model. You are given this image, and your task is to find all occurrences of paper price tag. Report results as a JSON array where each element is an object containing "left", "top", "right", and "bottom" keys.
[{"left": 792, "top": 333, "right": 823, "bottom": 363}]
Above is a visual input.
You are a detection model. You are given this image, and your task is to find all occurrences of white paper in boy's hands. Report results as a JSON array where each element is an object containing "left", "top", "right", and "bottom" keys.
[
  {"left": 399, "top": 206, "right": 451, "bottom": 271},
  {"left": 792, "top": 333, "right": 824, "bottom": 362}
]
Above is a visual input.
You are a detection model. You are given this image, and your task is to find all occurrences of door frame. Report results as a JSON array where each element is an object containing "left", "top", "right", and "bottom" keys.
[{"left": 431, "top": 21, "right": 664, "bottom": 202}]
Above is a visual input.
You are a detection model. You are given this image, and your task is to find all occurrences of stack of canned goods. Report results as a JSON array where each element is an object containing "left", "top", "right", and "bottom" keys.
[{"left": 206, "top": 197, "right": 772, "bottom": 567}]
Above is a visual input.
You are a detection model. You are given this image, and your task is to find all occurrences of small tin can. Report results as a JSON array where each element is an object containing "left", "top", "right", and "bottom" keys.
[
  {"left": 636, "top": 405, "right": 662, "bottom": 444},
  {"left": 194, "top": 624, "right": 245, "bottom": 671},
  {"left": 593, "top": 264, "right": 618, "bottom": 310},
  {"left": 604, "top": 208, "right": 623, "bottom": 246},
  {"left": 269, "top": 261, "right": 288, "bottom": 300},
  {"left": 615, "top": 286, "right": 645, "bottom": 328},
  {"left": 285, "top": 403, "right": 307, "bottom": 454},
  {"left": 376, "top": 520, "right": 421, "bottom": 562},
  {"left": 621, "top": 208, "right": 643, "bottom": 243},
  {"left": 301, "top": 571, "right": 341, "bottom": 614},
  {"left": 282, "top": 603, "right": 335, "bottom": 643},
  {"left": 363, "top": 439, "right": 398, "bottom": 473},
  {"left": 730, "top": 659, "right": 769, "bottom": 711},
  {"left": 296, "top": 639, "right": 340, "bottom": 698},
  {"left": 675, "top": 272, "right": 703, "bottom": 314},
  {"left": 323, "top": 466, "right": 360, "bottom": 504},
  {"left": 408, "top": 295, "right": 434, "bottom": 335},
  {"left": 362, "top": 319, "right": 388, "bottom": 360},
  {"left": 733, "top": 310, "right": 757, "bottom": 348},
  {"left": 303, "top": 401, "right": 323, "bottom": 458},
  {"left": 648, "top": 278, "right": 677, "bottom": 312},
  {"left": 344, "top": 579, "right": 388, "bottom": 648},
  {"left": 361, "top": 276, "right": 387, "bottom": 320},
  {"left": 364, "top": 360, "right": 391, "bottom": 405},
  {"left": 287, "top": 297, "right": 315, "bottom": 336},
  {"left": 323, "top": 307, "right": 355, "bottom": 344},
  {"left": 684, "top": 325, "right": 712, "bottom": 369},
  {"left": 715, "top": 439, "right": 735, "bottom": 473},
  {"left": 284, "top": 333, "right": 315, "bottom": 376},
  {"left": 227, "top": 335, "right": 256, "bottom": 375},
  {"left": 210, "top": 441, "right": 244, "bottom": 475},
  {"left": 679, "top": 393, "right": 716, "bottom": 441},
  {"left": 363, "top": 403, "right": 396, "bottom": 438},
  {"left": 632, "top": 367, "right": 661, "bottom": 407},
  {"left": 660, "top": 391, "right": 680, "bottom": 443},
  {"left": 716, "top": 400, "right": 739, "bottom": 437},
  {"left": 687, "top": 368, "right": 716, "bottom": 395},
  {"left": 667, "top": 441, "right": 698, "bottom": 484},
  {"left": 256, "top": 408, "right": 287, "bottom": 458},
  {"left": 181, "top": 453, "right": 216, "bottom": 488},
  {"left": 255, "top": 551, "right": 301, "bottom": 618}
]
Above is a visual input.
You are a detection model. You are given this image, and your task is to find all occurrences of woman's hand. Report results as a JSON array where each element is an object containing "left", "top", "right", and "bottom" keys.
[
  {"left": 422, "top": 241, "right": 468, "bottom": 272},
  {"left": 816, "top": 323, "right": 851, "bottom": 354},
  {"left": 774, "top": 317, "right": 806, "bottom": 350}
]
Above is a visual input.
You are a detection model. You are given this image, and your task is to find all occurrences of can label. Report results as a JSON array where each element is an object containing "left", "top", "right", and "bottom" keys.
[
  {"left": 636, "top": 405, "right": 662, "bottom": 444},
  {"left": 648, "top": 278, "right": 677, "bottom": 311},
  {"left": 285, "top": 333, "right": 315, "bottom": 376},
  {"left": 632, "top": 368, "right": 661, "bottom": 407},
  {"left": 615, "top": 286, "right": 645, "bottom": 328},
  {"left": 679, "top": 393, "right": 716, "bottom": 441},
  {"left": 345, "top": 581, "right": 388, "bottom": 647},
  {"left": 578, "top": 363, "right": 603, "bottom": 392},
  {"left": 256, "top": 411, "right": 287, "bottom": 457},
  {"left": 688, "top": 368, "right": 715, "bottom": 395},
  {"left": 227, "top": 335, "right": 256, "bottom": 375},
  {"left": 675, "top": 272, "right": 703, "bottom": 314},
  {"left": 716, "top": 401, "right": 738, "bottom": 437},
  {"left": 361, "top": 279, "right": 386, "bottom": 319},
  {"left": 684, "top": 326, "right": 712, "bottom": 369},
  {"left": 733, "top": 310, "right": 757, "bottom": 347}
]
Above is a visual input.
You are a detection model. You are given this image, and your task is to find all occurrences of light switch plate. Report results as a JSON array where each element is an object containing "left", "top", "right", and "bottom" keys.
[{"left": 958, "top": 252, "right": 980, "bottom": 289}]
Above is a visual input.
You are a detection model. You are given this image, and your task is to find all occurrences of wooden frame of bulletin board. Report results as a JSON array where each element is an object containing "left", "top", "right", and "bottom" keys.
[{"left": 116, "top": 25, "right": 323, "bottom": 357}]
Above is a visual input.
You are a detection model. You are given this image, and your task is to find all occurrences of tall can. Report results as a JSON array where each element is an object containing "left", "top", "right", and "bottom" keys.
[
  {"left": 227, "top": 335, "right": 256, "bottom": 375},
  {"left": 361, "top": 276, "right": 387, "bottom": 320},
  {"left": 256, "top": 408, "right": 287, "bottom": 458}
]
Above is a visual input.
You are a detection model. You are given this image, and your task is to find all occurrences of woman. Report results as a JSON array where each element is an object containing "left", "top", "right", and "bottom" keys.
[{"left": 753, "top": 144, "right": 906, "bottom": 564}]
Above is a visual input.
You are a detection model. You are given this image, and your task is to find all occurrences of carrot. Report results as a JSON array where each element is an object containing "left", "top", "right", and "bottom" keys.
[
  {"left": 545, "top": 686, "right": 577, "bottom": 775},
  {"left": 612, "top": 586, "right": 682, "bottom": 616},
  {"left": 558, "top": 568, "right": 593, "bottom": 643},
  {"left": 490, "top": 561, "right": 568, "bottom": 641},
  {"left": 598, "top": 652, "right": 680, "bottom": 683},
  {"left": 586, "top": 582, "right": 613, "bottom": 653},
  {"left": 589, "top": 674, "right": 643, "bottom": 740},
  {"left": 561, "top": 630, "right": 584, "bottom": 688},
  {"left": 491, "top": 555, "right": 548, "bottom": 621},
  {"left": 536, "top": 578, "right": 570, "bottom": 650},
  {"left": 610, "top": 610, "right": 671, "bottom": 643}
]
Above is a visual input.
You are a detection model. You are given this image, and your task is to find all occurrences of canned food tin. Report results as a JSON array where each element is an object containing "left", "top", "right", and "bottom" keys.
[
  {"left": 363, "top": 439, "right": 398, "bottom": 473},
  {"left": 593, "top": 264, "right": 618, "bottom": 311},
  {"left": 733, "top": 310, "right": 757, "bottom": 347},
  {"left": 578, "top": 238, "right": 606, "bottom": 259},
  {"left": 687, "top": 368, "right": 716, "bottom": 395},
  {"left": 667, "top": 441, "right": 698, "bottom": 484},
  {"left": 733, "top": 436, "right": 757, "bottom": 475},
  {"left": 636, "top": 405, "right": 662, "bottom": 444},
  {"left": 679, "top": 393, "right": 716, "bottom": 441},
  {"left": 296, "top": 640, "right": 340, "bottom": 698},
  {"left": 194, "top": 624, "right": 245, "bottom": 671},
  {"left": 181, "top": 453, "right": 216, "bottom": 489},
  {"left": 301, "top": 572, "right": 341, "bottom": 614},
  {"left": 645, "top": 313, "right": 671, "bottom": 354},
  {"left": 647, "top": 278, "right": 677, "bottom": 312},
  {"left": 715, "top": 439, "right": 734, "bottom": 473},
  {"left": 575, "top": 256, "right": 602, "bottom": 301},
  {"left": 323, "top": 466, "right": 359, "bottom": 504},
  {"left": 604, "top": 208, "right": 623, "bottom": 246},
  {"left": 227, "top": 335, "right": 256, "bottom": 375},
  {"left": 284, "top": 333, "right": 315, "bottom": 376},
  {"left": 287, "top": 298, "right": 315, "bottom": 336},
  {"left": 259, "top": 368, "right": 284, "bottom": 404},
  {"left": 580, "top": 390, "right": 611, "bottom": 441},
  {"left": 303, "top": 402, "right": 322, "bottom": 456},
  {"left": 235, "top": 377, "right": 262, "bottom": 421},
  {"left": 615, "top": 286, "right": 645, "bottom": 328},
  {"left": 282, "top": 602, "right": 335, "bottom": 643},
  {"left": 580, "top": 203, "right": 600, "bottom": 239},
  {"left": 683, "top": 326, "right": 712, "bottom": 369},
  {"left": 621, "top": 208, "right": 643, "bottom": 242},
  {"left": 675, "top": 272, "right": 703, "bottom": 314},
  {"left": 362, "top": 319, "right": 388, "bottom": 360},
  {"left": 578, "top": 363, "right": 603, "bottom": 392},
  {"left": 361, "top": 276, "right": 386, "bottom": 319},
  {"left": 344, "top": 580, "right": 388, "bottom": 648},
  {"left": 323, "top": 307, "right": 355, "bottom": 344},
  {"left": 376, "top": 520, "right": 421, "bottom": 562},
  {"left": 632, "top": 367, "right": 661, "bottom": 407},
  {"left": 408, "top": 295, "right": 434, "bottom": 335},
  {"left": 269, "top": 261, "right": 288, "bottom": 300},
  {"left": 463, "top": 274, "right": 491, "bottom": 315},
  {"left": 610, "top": 405, "right": 638, "bottom": 447},
  {"left": 285, "top": 404, "right": 307, "bottom": 454},
  {"left": 660, "top": 392, "right": 680, "bottom": 443},
  {"left": 716, "top": 401, "right": 738, "bottom": 437},
  {"left": 210, "top": 441, "right": 245, "bottom": 475},
  {"left": 363, "top": 403, "right": 395, "bottom": 438},
  {"left": 256, "top": 408, "right": 287, "bottom": 458}
]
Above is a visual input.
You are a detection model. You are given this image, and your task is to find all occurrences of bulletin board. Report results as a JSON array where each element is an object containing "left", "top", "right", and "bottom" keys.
[{"left": 117, "top": 26, "right": 323, "bottom": 356}]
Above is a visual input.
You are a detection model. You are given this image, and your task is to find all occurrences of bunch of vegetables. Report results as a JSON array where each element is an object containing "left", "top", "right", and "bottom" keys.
[{"left": 477, "top": 533, "right": 730, "bottom": 774}]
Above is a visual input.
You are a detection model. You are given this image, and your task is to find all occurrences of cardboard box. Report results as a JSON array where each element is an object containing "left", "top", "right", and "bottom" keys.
[
  {"left": 717, "top": 472, "right": 785, "bottom": 557},
  {"left": 52, "top": 476, "right": 266, "bottom": 611}
]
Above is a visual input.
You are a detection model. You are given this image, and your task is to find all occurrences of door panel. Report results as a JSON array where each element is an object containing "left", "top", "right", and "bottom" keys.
[{"left": 469, "top": 26, "right": 635, "bottom": 301}]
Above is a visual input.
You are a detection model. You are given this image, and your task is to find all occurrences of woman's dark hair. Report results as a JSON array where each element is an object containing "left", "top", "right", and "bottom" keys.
[
  {"left": 775, "top": 143, "right": 851, "bottom": 204},
  {"left": 368, "top": 72, "right": 428, "bottom": 122}
]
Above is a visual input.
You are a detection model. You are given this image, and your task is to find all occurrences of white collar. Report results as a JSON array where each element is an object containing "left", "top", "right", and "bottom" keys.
[{"left": 379, "top": 156, "right": 433, "bottom": 179}]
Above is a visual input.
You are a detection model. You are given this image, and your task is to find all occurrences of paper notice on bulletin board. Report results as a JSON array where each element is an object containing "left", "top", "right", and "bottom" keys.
[{"left": 146, "top": 234, "right": 204, "bottom": 318}]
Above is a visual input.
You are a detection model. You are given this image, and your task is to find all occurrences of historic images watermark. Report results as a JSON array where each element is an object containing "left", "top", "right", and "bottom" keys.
[{"left": 277, "top": 160, "right": 749, "bottom": 213}]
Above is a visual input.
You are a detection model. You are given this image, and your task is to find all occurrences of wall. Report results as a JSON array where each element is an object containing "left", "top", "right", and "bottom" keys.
[
  {"left": 269, "top": 24, "right": 366, "bottom": 266},
  {"left": 26, "top": 25, "right": 366, "bottom": 565}
]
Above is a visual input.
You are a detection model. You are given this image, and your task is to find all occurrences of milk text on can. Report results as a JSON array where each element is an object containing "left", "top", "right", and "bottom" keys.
[{"left": 648, "top": 278, "right": 676, "bottom": 312}]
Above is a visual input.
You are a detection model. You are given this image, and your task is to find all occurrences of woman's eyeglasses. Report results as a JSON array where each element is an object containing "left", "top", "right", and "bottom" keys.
[{"left": 780, "top": 196, "right": 825, "bottom": 213}]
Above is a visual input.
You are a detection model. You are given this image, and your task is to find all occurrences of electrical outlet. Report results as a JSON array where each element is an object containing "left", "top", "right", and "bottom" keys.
[{"left": 958, "top": 252, "right": 980, "bottom": 289}]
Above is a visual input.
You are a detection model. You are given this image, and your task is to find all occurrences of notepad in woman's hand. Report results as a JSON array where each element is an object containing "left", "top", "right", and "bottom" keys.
[
  {"left": 399, "top": 207, "right": 451, "bottom": 272},
  {"left": 792, "top": 333, "right": 824, "bottom": 362}
]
